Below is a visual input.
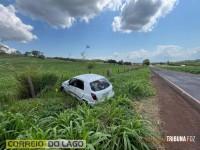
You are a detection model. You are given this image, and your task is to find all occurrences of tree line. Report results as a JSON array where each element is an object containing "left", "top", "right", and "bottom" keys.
[
  {"left": 1, "top": 45, "right": 151, "bottom": 66},
  {"left": 24, "top": 50, "right": 45, "bottom": 58},
  {"left": 0, "top": 46, "right": 45, "bottom": 59},
  {"left": 107, "top": 59, "right": 150, "bottom": 66},
  {"left": 106, "top": 59, "right": 132, "bottom": 65}
]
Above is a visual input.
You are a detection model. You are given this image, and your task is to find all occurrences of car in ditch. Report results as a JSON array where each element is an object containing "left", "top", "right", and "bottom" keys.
[{"left": 61, "top": 74, "right": 115, "bottom": 105}]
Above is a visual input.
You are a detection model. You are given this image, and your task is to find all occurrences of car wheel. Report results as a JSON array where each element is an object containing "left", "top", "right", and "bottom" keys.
[{"left": 82, "top": 99, "right": 89, "bottom": 105}]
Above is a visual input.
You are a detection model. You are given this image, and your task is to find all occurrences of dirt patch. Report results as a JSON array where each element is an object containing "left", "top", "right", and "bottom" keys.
[
  {"left": 134, "top": 98, "right": 164, "bottom": 149},
  {"left": 151, "top": 70, "right": 200, "bottom": 150}
]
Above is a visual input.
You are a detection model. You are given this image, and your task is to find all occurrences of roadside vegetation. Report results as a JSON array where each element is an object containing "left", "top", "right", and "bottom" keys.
[
  {"left": 153, "top": 59, "right": 200, "bottom": 74},
  {"left": 160, "top": 66, "right": 200, "bottom": 74},
  {"left": 0, "top": 54, "right": 161, "bottom": 149}
]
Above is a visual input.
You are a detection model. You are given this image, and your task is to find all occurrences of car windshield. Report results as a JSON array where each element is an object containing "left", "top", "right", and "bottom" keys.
[{"left": 90, "top": 78, "right": 110, "bottom": 91}]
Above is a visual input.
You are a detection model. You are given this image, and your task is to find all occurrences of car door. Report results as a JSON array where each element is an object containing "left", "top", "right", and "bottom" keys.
[
  {"left": 68, "top": 78, "right": 77, "bottom": 96},
  {"left": 75, "top": 79, "right": 84, "bottom": 100}
]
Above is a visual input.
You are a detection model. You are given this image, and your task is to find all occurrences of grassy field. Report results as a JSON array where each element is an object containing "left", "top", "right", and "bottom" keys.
[
  {"left": 0, "top": 54, "right": 162, "bottom": 149},
  {"left": 160, "top": 66, "right": 200, "bottom": 74},
  {"left": 0, "top": 54, "right": 136, "bottom": 103}
]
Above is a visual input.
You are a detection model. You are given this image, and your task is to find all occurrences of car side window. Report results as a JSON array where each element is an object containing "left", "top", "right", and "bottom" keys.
[
  {"left": 76, "top": 79, "right": 84, "bottom": 90},
  {"left": 69, "top": 78, "right": 77, "bottom": 86}
]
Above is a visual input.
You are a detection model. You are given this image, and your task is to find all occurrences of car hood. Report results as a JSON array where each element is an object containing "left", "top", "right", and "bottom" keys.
[{"left": 62, "top": 80, "right": 69, "bottom": 86}]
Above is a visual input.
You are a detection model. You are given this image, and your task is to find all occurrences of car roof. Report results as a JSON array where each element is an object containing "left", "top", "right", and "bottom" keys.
[{"left": 74, "top": 74, "right": 105, "bottom": 83}]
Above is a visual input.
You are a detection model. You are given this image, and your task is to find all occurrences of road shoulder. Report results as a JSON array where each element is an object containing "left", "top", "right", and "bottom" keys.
[{"left": 151, "top": 71, "right": 200, "bottom": 150}]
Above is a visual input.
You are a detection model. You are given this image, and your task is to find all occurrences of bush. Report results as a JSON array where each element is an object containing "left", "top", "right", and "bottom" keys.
[
  {"left": 87, "top": 63, "right": 95, "bottom": 70},
  {"left": 0, "top": 112, "right": 29, "bottom": 149},
  {"left": 110, "top": 68, "right": 155, "bottom": 99},
  {"left": 14, "top": 66, "right": 58, "bottom": 99},
  {"left": 108, "top": 119, "right": 156, "bottom": 150},
  {"left": 0, "top": 78, "right": 19, "bottom": 104},
  {"left": 124, "top": 80, "right": 155, "bottom": 98}
]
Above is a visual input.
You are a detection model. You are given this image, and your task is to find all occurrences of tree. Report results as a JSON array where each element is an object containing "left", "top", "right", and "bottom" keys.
[
  {"left": 80, "top": 51, "right": 87, "bottom": 60},
  {"left": 80, "top": 45, "right": 90, "bottom": 61},
  {"left": 13, "top": 51, "right": 22, "bottom": 55},
  {"left": 118, "top": 60, "right": 124, "bottom": 65},
  {"left": 31, "top": 50, "right": 43, "bottom": 57},
  {"left": 124, "top": 61, "right": 132, "bottom": 65},
  {"left": 38, "top": 54, "right": 45, "bottom": 59},
  {"left": 167, "top": 61, "right": 170, "bottom": 66},
  {"left": 24, "top": 51, "right": 32, "bottom": 56},
  {"left": 143, "top": 59, "right": 150, "bottom": 66},
  {"left": 107, "top": 59, "right": 117, "bottom": 64}
]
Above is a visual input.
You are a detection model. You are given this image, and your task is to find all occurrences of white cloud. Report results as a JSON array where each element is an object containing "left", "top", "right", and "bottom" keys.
[
  {"left": 106, "top": 45, "right": 200, "bottom": 62},
  {"left": 80, "top": 45, "right": 200, "bottom": 62},
  {"left": 112, "top": 0, "right": 179, "bottom": 33},
  {"left": 0, "top": 44, "right": 16, "bottom": 54},
  {"left": 107, "top": 0, "right": 123, "bottom": 11},
  {"left": 128, "top": 45, "right": 200, "bottom": 62},
  {"left": 0, "top": 4, "right": 37, "bottom": 42},
  {"left": 15, "top": 0, "right": 122, "bottom": 29}
]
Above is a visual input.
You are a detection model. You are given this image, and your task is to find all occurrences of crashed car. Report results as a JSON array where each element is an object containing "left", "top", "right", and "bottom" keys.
[{"left": 61, "top": 74, "right": 114, "bottom": 105}]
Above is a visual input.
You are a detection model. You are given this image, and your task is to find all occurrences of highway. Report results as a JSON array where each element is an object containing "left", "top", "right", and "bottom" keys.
[{"left": 151, "top": 67, "right": 200, "bottom": 101}]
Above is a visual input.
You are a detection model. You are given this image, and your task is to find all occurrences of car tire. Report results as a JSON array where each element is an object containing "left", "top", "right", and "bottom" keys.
[{"left": 82, "top": 99, "right": 88, "bottom": 105}]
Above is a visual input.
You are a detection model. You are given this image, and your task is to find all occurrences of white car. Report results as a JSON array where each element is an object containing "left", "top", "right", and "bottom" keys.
[{"left": 61, "top": 74, "right": 115, "bottom": 105}]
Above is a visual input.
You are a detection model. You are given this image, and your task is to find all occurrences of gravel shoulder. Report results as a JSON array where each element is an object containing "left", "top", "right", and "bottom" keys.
[{"left": 151, "top": 70, "right": 200, "bottom": 150}]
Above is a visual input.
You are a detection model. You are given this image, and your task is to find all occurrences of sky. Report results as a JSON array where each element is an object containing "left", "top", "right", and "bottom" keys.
[{"left": 0, "top": 0, "right": 200, "bottom": 62}]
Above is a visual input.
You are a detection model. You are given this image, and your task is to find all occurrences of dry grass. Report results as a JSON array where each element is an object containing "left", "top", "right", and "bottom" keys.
[{"left": 133, "top": 98, "right": 165, "bottom": 150}]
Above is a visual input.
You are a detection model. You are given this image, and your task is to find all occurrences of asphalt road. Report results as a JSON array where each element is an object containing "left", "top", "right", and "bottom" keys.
[{"left": 151, "top": 67, "right": 200, "bottom": 101}]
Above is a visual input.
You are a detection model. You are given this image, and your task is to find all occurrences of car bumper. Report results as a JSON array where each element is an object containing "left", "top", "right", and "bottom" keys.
[{"left": 88, "top": 91, "right": 115, "bottom": 105}]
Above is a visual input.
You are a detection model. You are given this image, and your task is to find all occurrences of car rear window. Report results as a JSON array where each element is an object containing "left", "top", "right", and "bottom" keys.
[{"left": 90, "top": 78, "right": 110, "bottom": 91}]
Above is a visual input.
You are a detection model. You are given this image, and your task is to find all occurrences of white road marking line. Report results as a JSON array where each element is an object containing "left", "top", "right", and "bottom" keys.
[{"left": 152, "top": 68, "right": 200, "bottom": 105}]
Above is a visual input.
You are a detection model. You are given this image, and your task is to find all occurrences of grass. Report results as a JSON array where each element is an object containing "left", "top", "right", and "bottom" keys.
[
  {"left": 14, "top": 66, "right": 59, "bottom": 99},
  {"left": 160, "top": 66, "right": 200, "bottom": 74},
  {"left": 0, "top": 54, "right": 136, "bottom": 103},
  {"left": 134, "top": 98, "right": 164, "bottom": 149},
  {"left": 0, "top": 54, "right": 133, "bottom": 78},
  {"left": 0, "top": 54, "right": 161, "bottom": 149},
  {"left": 109, "top": 68, "right": 155, "bottom": 99}
]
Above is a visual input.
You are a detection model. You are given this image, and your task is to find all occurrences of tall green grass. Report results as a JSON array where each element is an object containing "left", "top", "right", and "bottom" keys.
[
  {"left": 0, "top": 54, "right": 136, "bottom": 105},
  {"left": 14, "top": 66, "right": 58, "bottom": 99},
  {"left": 0, "top": 55, "right": 157, "bottom": 149},
  {"left": 0, "top": 102, "right": 156, "bottom": 149},
  {"left": 0, "top": 67, "right": 158, "bottom": 150},
  {"left": 110, "top": 68, "right": 155, "bottom": 99}
]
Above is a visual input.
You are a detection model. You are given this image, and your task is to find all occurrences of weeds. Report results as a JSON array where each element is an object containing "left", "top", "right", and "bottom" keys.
[
  {"left": 14, "top": 66, "right": 58, "bottom": 99},
  {"left": 0, "top": 100, "right": 156, "bottom": 149},
  {"left": 161, "top": 66, "right": 200, "bottom": 74},
  {"left": 110, "top": 68, "right": 155, "bottom": 99},
  {"left": 0, "top": 64, "right": 159, "bottom": 149}
]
